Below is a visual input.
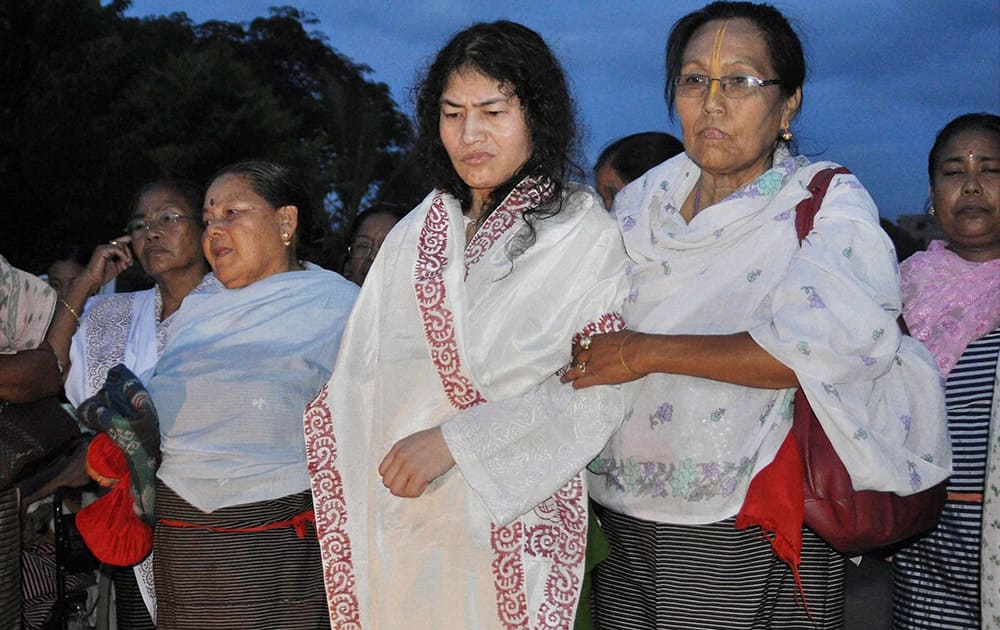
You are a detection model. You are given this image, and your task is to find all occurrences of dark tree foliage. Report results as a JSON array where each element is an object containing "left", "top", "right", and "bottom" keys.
[{"left": 0, "top": 1, "right": 413, "bottom": 273}]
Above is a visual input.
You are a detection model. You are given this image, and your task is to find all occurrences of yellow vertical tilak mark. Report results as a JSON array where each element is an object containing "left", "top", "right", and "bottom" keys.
[{"left": 708, "top": 22, "right": 728, "bottom": 99}]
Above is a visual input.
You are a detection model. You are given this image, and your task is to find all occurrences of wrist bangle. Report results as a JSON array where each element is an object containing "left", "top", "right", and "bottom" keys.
[
  {"left": 59, "top": 298, "right": 81, "bottom": 324},
  {"left": 619, "top": 331, "right": 639, "bottom": 375}
]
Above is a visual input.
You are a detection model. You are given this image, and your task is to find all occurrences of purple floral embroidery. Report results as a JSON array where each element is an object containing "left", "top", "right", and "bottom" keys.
[
  {"left": 621, "top": 215, "right": 636, "bottom": 232},
  {"left": 649, "top": 402, "right": 673, "bottom": 428},
  {"left": 900, "top": 415, "right": 912, "bottom": 433},
  {"left": 627, "top": 288, "right": 639, "bottom": 303},
  {"left": 823, "top": 382, "right": 841, "bottom": 399},
  {"left": 834, "top": 177, "right": 863, "bottom": 190},
  {"left": 801, "top": 286, "right": 826, "bottom": 308},
  {"left": 907, "top": 461, "right": 922, "bottom": 492},
  {"left": 773, "top": 209, "right": 792, "bottom": 222},
  {"left": 659, "top": 180, "right": 669, "bottom": 191},
  {"left": 713, "top": 228, "right": 724, "bottom": 239},
  {"left": 861, "top": 355, "right": 877, "bottom": 366}
]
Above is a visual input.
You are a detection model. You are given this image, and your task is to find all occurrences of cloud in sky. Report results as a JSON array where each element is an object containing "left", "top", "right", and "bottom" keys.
[{"left": 128, "top": 0, "right": 999, "bottom": 219}]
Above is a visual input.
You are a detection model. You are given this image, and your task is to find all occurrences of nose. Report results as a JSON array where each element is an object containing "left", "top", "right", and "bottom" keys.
[
  {"left": 461, "top": 112, "right": 485, "bottom": 145},
  {"left": 204, "top": 222, "right": 223, "bottom": 241},
  {"left": 961, "top": 171, "right": 983, "bottom": 196},
  {"left": 701, "top": 80, "right": 725, "bottom": 113}
]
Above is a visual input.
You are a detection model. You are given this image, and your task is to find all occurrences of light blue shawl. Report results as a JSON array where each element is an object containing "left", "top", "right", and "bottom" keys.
[{"left": 151, "top": 264, "right": 357, "bottom": 512}]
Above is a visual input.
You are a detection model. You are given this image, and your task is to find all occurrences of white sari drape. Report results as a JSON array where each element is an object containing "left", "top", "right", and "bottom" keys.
[{"left": 305, "top": 182, "right": 629, "bottom": 629}]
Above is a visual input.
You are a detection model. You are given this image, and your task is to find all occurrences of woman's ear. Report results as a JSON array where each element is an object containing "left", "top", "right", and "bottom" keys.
[
  {"left": 782, "top": 87, "right": 802, "bottom": 128},
  {"left": 277, "top": 205, "right": 299, "bottom": 235}
]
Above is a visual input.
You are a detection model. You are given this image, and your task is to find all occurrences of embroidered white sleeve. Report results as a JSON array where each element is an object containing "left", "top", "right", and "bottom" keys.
[{"left": 441, "top": 373, "right": 624, "bottom": 526}]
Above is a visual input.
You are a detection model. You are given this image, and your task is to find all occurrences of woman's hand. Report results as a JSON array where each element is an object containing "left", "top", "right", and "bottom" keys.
[
  {"left": 79, "top": 237, "right": 134, "bottom": 294},
  {"left": 378, "top": 427, "right": 456, "bottom": 498},
  {"left": 560, "top": 329, "right": 646, "bottom": 389}
]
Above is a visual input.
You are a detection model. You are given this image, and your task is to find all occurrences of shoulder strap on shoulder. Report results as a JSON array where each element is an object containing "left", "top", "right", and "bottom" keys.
[{"left": 794, "top": 166, "right": 851, "bottom": 244}]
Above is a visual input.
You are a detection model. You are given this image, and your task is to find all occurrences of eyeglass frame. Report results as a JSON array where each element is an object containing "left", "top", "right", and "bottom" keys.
[
  {"left": 673, "top": 74, "right": 782, "bottom": 99},
  {"left": 125, "top": 212, "right": 201, "bottom": 239},
  {"left": 347, "top": 241, "right": 380, "bottom": 262}
]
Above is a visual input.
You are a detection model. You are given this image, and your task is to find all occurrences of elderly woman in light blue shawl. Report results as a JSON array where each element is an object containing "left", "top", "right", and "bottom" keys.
[{"left": 147, "top": 161, "right": 358, "bottom": 630}]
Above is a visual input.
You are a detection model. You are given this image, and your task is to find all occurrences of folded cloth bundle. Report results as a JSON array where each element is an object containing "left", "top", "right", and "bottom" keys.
[{"left": 75, "top": 364, "right": 160, "bottom": 566}]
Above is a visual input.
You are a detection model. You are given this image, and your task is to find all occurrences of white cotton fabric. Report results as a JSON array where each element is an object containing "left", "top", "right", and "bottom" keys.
[
  {"left": 306, "top": 183, "right": 629, "bottom": 629},
  {"left": 588, "top": 149, "right": 951, "bottom": 525},
  {"left": 153, "top": 264, "right": 357, "bottom": 512}
]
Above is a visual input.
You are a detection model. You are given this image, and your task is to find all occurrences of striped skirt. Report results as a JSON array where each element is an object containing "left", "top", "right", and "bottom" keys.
[
  {"left": 153, "top": 482, "right": 329, "bottom": 629},
  {"left": 590, "top": 505, "right": 846, "bottom": 630}
]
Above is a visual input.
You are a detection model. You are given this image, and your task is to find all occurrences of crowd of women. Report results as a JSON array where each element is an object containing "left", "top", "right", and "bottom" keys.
[{"left": 1, "top": 1, "right": 997, "bottom": 628}]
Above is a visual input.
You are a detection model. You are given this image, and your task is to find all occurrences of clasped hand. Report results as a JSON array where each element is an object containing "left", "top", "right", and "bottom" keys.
[{"left": 559, "top": 329, "right": 644, "bottom": 389}]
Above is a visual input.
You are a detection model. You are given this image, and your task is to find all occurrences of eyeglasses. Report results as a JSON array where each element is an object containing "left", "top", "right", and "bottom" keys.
[
  {"left": 125, "top": 212, "right": 200, "bottom": 239},
  {"left": 674, "top": 74, "right": 782, "bottom": 99},
  {"left": 347, "top": 241, "right": 379, "bottom": 262}
]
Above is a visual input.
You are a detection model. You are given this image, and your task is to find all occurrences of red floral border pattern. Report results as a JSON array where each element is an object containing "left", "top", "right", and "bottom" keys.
[
  {"left": 413, "top": 192, "right": 487, "bottom": 410},
  {"left": 464, "top": 177, "right": 555, "bottom": 277},
  {"left": 491, "top": 476, "right": 588, "bottom": 629},
  {"left": 304, "top": 384, "right": 362, "bottom": 629},
  {"left": 573, "top": 313, "right": 626, "bottom": 343}
]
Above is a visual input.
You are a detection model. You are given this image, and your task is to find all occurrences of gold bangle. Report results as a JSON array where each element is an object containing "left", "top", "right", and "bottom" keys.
[
  {"left": 619, "top": 331, "right": 639, "bottom": 375},
  {"left": 59, "top": 298, "right": 81, "bottom": 324}
]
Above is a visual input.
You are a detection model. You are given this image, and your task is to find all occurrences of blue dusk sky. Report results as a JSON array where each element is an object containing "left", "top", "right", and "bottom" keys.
[{"left": 126, "top": 0, "right": 1000, "bottom": 221}]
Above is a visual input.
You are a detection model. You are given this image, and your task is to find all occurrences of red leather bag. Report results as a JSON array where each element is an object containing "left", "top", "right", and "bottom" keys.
[{"left": 791, "top": 167, "right": 947, "bottom": 556}]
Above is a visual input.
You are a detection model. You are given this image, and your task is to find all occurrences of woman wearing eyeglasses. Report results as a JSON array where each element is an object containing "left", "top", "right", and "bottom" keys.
[
  {"left": 560, "top": 3, "right": 950, "bottom": 628},
  {"left": 62, "top": 180, "right": 215, "bottom": 407},
  {"left": 342, "top": 202, "right": 408, "bottom": 285},
  {"left": 51, "top": 179, "right": 216, "bottom": 628}
]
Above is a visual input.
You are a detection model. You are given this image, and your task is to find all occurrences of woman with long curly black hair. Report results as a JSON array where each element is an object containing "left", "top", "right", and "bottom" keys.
[{"left": 305, "top": 20, "right": 630, "bottom": 629}]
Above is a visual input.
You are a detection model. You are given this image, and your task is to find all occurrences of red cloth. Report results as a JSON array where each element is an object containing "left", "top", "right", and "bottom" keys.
[
  {"left": 735, "top": 432, "right": 807, "bottom": 603},
  {"left": 76, "top": 433, "right": 153, "bottom": 566}
]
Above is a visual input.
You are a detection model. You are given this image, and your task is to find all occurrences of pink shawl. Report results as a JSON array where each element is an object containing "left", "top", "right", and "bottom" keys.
[{"left": 900, "top": 240, "right": 1000, "bottom": 376}]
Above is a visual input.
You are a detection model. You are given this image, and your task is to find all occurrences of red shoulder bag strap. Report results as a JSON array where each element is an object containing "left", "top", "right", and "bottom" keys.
[{"left": 793, "top": 166, "right": 851, "bottom": 244}]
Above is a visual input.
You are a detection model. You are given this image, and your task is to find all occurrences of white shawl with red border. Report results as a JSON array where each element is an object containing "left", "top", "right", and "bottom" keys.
[{"left": 305, "top": 180, "right": 629, "bottom": 629}]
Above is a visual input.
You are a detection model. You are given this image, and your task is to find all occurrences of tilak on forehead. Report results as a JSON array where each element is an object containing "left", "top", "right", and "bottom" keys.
[{"left": 708, "top": 21, "right": 729, "bottom": 99}]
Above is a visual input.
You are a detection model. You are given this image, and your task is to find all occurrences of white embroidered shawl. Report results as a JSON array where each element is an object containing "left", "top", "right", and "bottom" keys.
[
  {"left": 65, "top": 276, "right": 220, "bottom": 407},
  {"left": 588, "top": 150, "right": 951, "bottom": 525},
  {"left": 305, "top": 181, "right": 629, "bottom": 629},
  {"left": 153, "top": 264, "right": 358, "bottom": 512}
]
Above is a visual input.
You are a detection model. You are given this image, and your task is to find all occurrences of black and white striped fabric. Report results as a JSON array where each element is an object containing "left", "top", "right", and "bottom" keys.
[
  {"left": 153, "top": 482, "right": 329, "bottom": 630},
  {"left": 893, "top": 326, "right": 1000, "bottom": 629},
  {"left": 590, "top": 505, "right": 846, "bottom": 629}
]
